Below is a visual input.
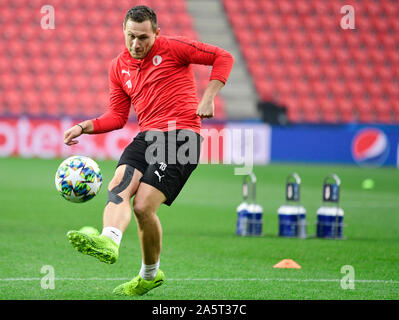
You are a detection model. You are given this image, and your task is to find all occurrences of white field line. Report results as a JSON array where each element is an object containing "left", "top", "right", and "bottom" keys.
[{"left": 0, "top": 277, "right": 398, "bottom": 284}]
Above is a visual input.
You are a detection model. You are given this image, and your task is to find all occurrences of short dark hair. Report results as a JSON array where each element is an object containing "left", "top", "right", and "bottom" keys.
[{"left": 123, "top": 5, "right": 158, "bottom": 32}]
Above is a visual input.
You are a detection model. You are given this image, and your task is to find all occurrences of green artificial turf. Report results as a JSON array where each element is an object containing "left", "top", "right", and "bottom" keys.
[{"left": 0, "top": 157, "right": 398, "bottom": 299}]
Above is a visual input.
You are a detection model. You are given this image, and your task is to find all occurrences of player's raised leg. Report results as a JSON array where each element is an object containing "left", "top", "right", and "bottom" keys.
[
  {"left": 67, "top": 165, "right": 142, "bottom": 264},
  {"left": 113, "top": 182, "right": 166, "bottom": 296},
  {"left": 102, "top": 164, "right": 142, "bottom": 236}
]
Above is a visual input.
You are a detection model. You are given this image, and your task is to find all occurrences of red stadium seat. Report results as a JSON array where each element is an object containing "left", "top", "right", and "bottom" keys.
[
  {"left": 361, "top": 32, "right": 380, "bottom": 48},
  {"left": 340, "top": 65, "right": 358, "bottom": 82},
  {"left": 229, "top": 13, "right": 247, "bottom": 30},
  {"left": 372, "top": 98, "right": 393, "bottom": 123},
  {"left": 224, "top": 0, "right": 240, "bottom": 14},
  {"left": 41, "top": 91, "right": 59, "bottom": 116},
  {"left": 293, "top": 80, "right": 311, "bottom": 99},
  {"left": 379, "top": 34, "right": 396, "bottom": 50},
  {"left": 384, "top": 81, "right": 399, "bottom": 99},
  {"left": 347, "top": 80, "right": 365, "bottom": 99},
  {"left": 388, "top": 17, "right": 399, "bottom": 33},
  {"left": 7, "top": 91, "right": 24, "bottom": 115},
  {"left": 309, "top": 32, "right": 325, "bottom": 47},
  {"left": 242, "top": 46, "right": 260, "bottom": 64},
  {"left": 259, "top": 1, "right": 277, "bottom": 14},
  {"left": 377, "top": 65, "right": 393, "bottom": 82},
  {"left": 353, "top": 97, "right": 375, "bottom": 123},
  {"left": 336, "top": 97, "right": 354, "bottom": 119},
  {"left": 369, "top": 48, "right": 386, "bottom": 65},
  {"left": 296, "top": 47, "right": 314, "bottom": 64},
  {"left": 274, "top": 79, "right": 293, "bottom": 97},
  {"left": 255, "top": 79, "right": 274, "bottom": 101},
  {"left": 304, "top": 65, "right": 322, "bottom": 81},
  {"left": 285, "top": 64, "right": 303, "bottom": 81},
  {"left": 234, "top": 28, "right": 253, "bottom": 46},
  {"left": 290, "top": 31, "right": 308, "bottom": 48},
  {"left": 315, "top": 48, "right": 333, "bottom": 63},
  {"left": 0, "top": 73, "right": 16, "bottom": 92},
  {"left": 267, "top": 64, "right": 286, "bottom": 80},
  {"left": 280, "top": 48, "right": 297, "bottom": 63},
  {"left": 301, "top": 15, "right": 319, "bottom": 31},
  {"left": 330, "top": 81, "right": 347, "bottom": 97},
  {"left": 284, "top": 15, "right": 301, "bottom": 32},
  {"left": 363, "top": 78, "right": 382, "bottom": 97},
  {"left": 302, "top": 104, "right": 320, "bottom": 123},
  {"left": 273, "top": 30, "right": 291, "bottom": 47},
  {"left": 277, "top": 0, "right": 295, "bottom": 15},
  {"left": 286, "top": 106, "right": 302, "bottom": 123},
  {"left": 24, "top": 90, "right": 42, "bottom": 116},
  {"left": 265, "top": 15, "right": 282, "bottom": 30},
  {"left": 241, "top": 0, "right": 258, "bottom": 14},
  {"left": 392, "top": 104, "right": 399, "bottom": 122},
  {"left": 299, "top": 97, "right": 317, "bottom": 112},
  {"left": 260, "top": 46, "right": 280, "bottom": 62},
  {"left": 251, "top": 14, "right": 266, "bottom": 32},
  {"left": 295, "top": 0, "right": 311, "bottom": 15}
]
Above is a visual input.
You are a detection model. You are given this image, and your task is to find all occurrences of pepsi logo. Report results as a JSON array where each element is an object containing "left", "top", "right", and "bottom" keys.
[{"left": 351, "top": 128, "right": 389, "bottom": 167}]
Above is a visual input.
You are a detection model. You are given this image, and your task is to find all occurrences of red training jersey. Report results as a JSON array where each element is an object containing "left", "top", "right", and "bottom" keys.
[{"left": 91, "top": 35, "right": 234, "bottom": 135}]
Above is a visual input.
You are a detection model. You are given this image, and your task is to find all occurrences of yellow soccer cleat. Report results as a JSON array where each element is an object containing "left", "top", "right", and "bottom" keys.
[{"left": 113, "top": 269, "right": 165, "bottom": 296}]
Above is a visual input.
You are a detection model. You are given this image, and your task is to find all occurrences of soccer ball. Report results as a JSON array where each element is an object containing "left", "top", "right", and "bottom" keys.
[{"left": 55, "top": 155, "right": 103, "bottom": 203}]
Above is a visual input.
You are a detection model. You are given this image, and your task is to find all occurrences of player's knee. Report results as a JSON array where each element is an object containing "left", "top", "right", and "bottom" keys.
[{"left": 132, "top": 198, "right": 154, "bottom": 221}]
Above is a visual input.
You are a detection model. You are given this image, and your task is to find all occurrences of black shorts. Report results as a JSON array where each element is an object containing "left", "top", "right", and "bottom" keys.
[{"left": 117, "top": 129, "right": 203, "bottom": 206}]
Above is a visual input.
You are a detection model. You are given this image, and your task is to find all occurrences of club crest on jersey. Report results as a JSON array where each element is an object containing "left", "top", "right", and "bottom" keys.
[{"left": 153, "top": 55, "right": 162, "bottom": 66}]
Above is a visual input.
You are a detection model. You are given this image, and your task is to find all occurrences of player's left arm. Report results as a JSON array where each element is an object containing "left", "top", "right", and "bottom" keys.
[
  {"left": 169, "top": 37, "right": 234, "bottom": 118},
  {"left": 196, "top": 79, "right": 225, "bottom": 118}
]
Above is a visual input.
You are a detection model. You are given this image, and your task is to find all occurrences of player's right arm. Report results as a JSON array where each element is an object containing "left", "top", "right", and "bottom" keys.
[
  {"left": 63, "top": 120, "right": 94, "bottom": 146},
  {"left": 63, "top": 59, "right": 131, "bottom": 146}
]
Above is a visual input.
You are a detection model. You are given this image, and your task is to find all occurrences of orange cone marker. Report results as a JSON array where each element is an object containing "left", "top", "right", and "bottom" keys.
[{"left": 273, "top": 259, "right": 301, "bottom": 269}]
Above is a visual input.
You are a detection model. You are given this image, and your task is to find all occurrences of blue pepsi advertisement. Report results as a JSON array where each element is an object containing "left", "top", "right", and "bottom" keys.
[{"left": 270, "top": 124, "right": 399, "bottom": 167}]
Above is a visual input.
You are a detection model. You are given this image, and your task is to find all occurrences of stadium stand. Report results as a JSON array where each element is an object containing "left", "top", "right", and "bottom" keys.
[
  {"left": 223, "top": 0, "right": 399, "bottom": 123},
  {"left": 0, "top": 0, "right": 226, "bottom": 119},
  {"left": 186, "top": 0, "right": 260, "bottom": 120}
]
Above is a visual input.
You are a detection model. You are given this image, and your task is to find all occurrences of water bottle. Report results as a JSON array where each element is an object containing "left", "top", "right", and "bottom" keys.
[
  {"left": 236, "top": 172, "right": 263, "bottom": 236},
  {"left": 316, "top": 174, "right": 344, "bottom": 239},
  {"left": 277, "top": 173, "right": 307, "bottom": 238}
]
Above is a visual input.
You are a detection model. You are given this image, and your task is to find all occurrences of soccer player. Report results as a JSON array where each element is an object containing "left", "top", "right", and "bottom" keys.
[{"left": 63, "top": 5, "right": 233, "bottom": 296}]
